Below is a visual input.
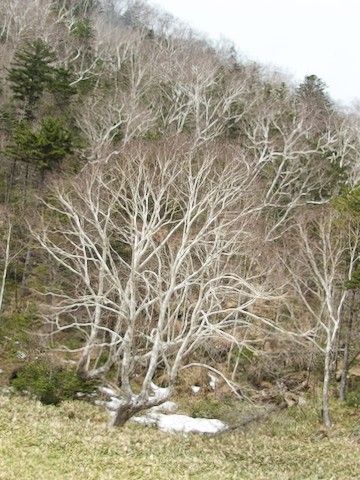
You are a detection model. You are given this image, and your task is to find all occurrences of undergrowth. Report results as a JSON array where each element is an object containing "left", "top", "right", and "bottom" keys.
[{"left": 10, "top": 359, "right": 97, "bottom": 405}]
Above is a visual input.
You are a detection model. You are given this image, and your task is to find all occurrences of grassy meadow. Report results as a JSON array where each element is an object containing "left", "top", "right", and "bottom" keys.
[{"left": 1, "top": 394, "right": 360, "bottom": 479}]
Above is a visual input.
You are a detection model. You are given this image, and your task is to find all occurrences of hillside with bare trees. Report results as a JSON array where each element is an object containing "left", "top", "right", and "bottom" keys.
[{"left": 1, "top": 0, "right": 360, "bottom": 432}]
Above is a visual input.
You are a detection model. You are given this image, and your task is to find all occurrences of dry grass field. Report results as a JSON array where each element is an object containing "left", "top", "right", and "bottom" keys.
[{"left": 1, "top": 394, "right": 360, "bottom": 479}]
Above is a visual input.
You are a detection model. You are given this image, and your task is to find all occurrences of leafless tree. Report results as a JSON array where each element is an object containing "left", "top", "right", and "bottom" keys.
[
  {"left": 32, "top": 141, "right": 281, "bottom": 426},
  {"left": 237, "top": 86, "right": 357, "bottom": 241},
  {"left": 283, "top": 207, "right": 359, "bottom": 427},
  {"left": 0, "top": 212, "right": 12, "bottom": 314},
  {"left": 0, "top": 208, "right": 24, "bottom": 315}
]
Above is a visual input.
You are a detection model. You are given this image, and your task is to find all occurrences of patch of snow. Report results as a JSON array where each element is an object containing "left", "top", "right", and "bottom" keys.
[
  {"left": 208, "top": 374, "right": 217, "bottom": 390},
  {"left": 132, "top": 415, "right": 158, "bottom": 426},
  {"left": 96, "top": 391, "right": 226, "bottom": 435},
  {"left": 158, "top": 414, "right": 226, "bottom": 434},
  {"left": 0, "top": 368, "right": 4, "bottom": 374},
  {"left": 150, "top": 382, "right": 170, "bottom": 401},
  {"left": 150, "top": 401, "right": 177, "bottom": 413},
  {"left": 133, "top": 413, "right": 227, "bottom": 434},
  {"left": 75, "top": 392, "right": 86, "bottom": 397},
  {"left": 16, "top": 351, "right": 27, "bottom": 360},
  {"left": 106, "top": 396, "right": 123, "bottom": 411},
  {"left": 191, "top": 385, "right": 201, "bottom": 394},
  {"left": 95, "top": 398, "right": 120, "bottom": 409},
  {"left": 99, "top": 386, "right": 118, "bottom": 397}
]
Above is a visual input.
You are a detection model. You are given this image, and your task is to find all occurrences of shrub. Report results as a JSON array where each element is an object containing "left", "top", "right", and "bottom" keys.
[
  {"left": 10, "top": 359, "right": 96, "bottom": 405},
  {"left": 0, "top": 311, "right": 35, "bottom": 345},
  {"left": 346, "top": 386, "right": 360, "bottom": 408}
]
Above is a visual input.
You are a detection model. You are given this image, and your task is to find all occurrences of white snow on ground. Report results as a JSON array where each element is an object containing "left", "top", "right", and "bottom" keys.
[
  {"left": 208, "top": 374, "right": 217, "bottom": 390},
  {"left": 98, "top": 386, "right": 118, "bottom": 397},
  {"left": 158, "top": 414, "right": 227, "bottom": 434},
  {"left": 106, "top": 397, "right": 123, "bottom": 411},
  {"left": 191, "top": 385, "right": 201, "bottom": 394},
  {"left": 150, "top": 401, "right": 177, "bottom": 413},
  {"left": 97, "top": 384, "right": 226, "bottom": 434},
  {"left": 150, "top": 382, "right": 170, "bottom": 402},
  {"left": 95, "top": 396, "right": 124, "bottom": 410},
  {"left": 132, "top": 412, "right": 227, "bottom": 434}
]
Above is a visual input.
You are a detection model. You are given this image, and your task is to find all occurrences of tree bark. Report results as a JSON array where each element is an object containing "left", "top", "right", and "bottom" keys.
[
  {"left": 0, "top": 221, "right": 11, "bottom": 314},
  {"left": 322, "top": 340, "right": 332, "bottom": 428},
  {"left": 110, "top": 401, "right": 147, "bottom": 427},
  {"left": 21, "top": 247, "right": 32, "bottom": 295},
  {"left": 339, "top": 290, "right": 356, "bottom": 401},
  {"left": 110, "top": 390, "right": 171, "bottom": 427}
]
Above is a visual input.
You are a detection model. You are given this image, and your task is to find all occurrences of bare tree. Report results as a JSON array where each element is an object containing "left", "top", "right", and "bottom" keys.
[
  {"left": 32, "top": 141, "right": 279, "bottom": 426},
  {"left": 283, "top": 207, "right": 358, "bottom": 427},
  {"left": 0, "top": 206, "right": 25, "bottom": 315},
  {"left": 0, "top": 211, "right": 12, "bottom": 314},
  {"left": 237, "top": 86, "right": 356, "bottom": 241}
]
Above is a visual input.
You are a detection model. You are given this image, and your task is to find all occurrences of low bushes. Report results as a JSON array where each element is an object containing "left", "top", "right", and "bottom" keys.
[{"left": 10, "top": 359, "right": 96, "bottom": 405}]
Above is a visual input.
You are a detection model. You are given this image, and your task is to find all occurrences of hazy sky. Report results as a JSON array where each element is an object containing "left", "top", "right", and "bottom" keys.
[{"left": 149, "top": 0, "right": 360, "bottom": 106}]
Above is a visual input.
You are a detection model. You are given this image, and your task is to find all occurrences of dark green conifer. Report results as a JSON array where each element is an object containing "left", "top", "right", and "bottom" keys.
[
  {"left": 6, "top": 117, "right": 75, "bottom": 172},
  {"left": 7, "top": 40, "right": 56, "bottom": 118},
  {"left": 47, "top": 67, "right": 77, "bottom": 107}
]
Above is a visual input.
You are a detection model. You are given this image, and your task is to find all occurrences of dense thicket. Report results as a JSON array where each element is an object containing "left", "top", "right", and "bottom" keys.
[{"left": 1, "top": 0, "right": 360, "bottom": 427}]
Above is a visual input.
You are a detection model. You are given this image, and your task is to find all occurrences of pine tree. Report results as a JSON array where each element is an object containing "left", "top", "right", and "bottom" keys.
[
  {"left": 6, "top": 117, "right": 75, "bottom": 172},
  {"left": 7, "top": 40, "right": 56, "bottom": 118},
  {"left": 296, "top": 74, "right": 332, "bottom": 110},
  {"left": 47, "top": 67, "right": 77, "bottom": 108},
  {"left": 53, "top": 0, "right": 99, "bottom": 18}
]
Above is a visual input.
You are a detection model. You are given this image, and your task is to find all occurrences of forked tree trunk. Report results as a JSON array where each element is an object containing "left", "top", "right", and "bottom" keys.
[
  {"left": 110, "top": 387, "right": 172, "bottom": 427},
  {"left": 110, "top": 401, "right": 148, "bottom": 427}
]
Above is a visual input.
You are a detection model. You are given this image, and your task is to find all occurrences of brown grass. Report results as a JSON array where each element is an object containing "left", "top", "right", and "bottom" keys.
[{"left": 1, "top": 394, "right": 360, "bottom": 479}]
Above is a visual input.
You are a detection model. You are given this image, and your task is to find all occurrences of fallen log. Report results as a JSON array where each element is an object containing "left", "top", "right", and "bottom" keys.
[{"left": 217, "top": 401, "right": 288, "bottom": 435}]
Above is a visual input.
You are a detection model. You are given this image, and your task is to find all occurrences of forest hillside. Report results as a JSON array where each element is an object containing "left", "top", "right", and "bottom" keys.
[{"left": 1, "top": 0, "right": 360, "bottom": 432}]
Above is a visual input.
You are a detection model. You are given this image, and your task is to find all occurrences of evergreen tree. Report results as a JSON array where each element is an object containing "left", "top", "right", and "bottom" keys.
[
  {"left": 7, "top": 40, "right": 56, "bottom": 118},
  {"left": 296, "top": 74, "right": 332, "bottom": 110},
  {"left": 70, "top": 18, "right": 94, "bottom": 40},
  {"left": 6, "top": 117, "right": 75, "bottom": 172},
  {"left": 53, "top": 0, "right": 99, "bottom": 17},
  {"left": 47, "top": 67, "right": 77, "bottom": 108}
]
